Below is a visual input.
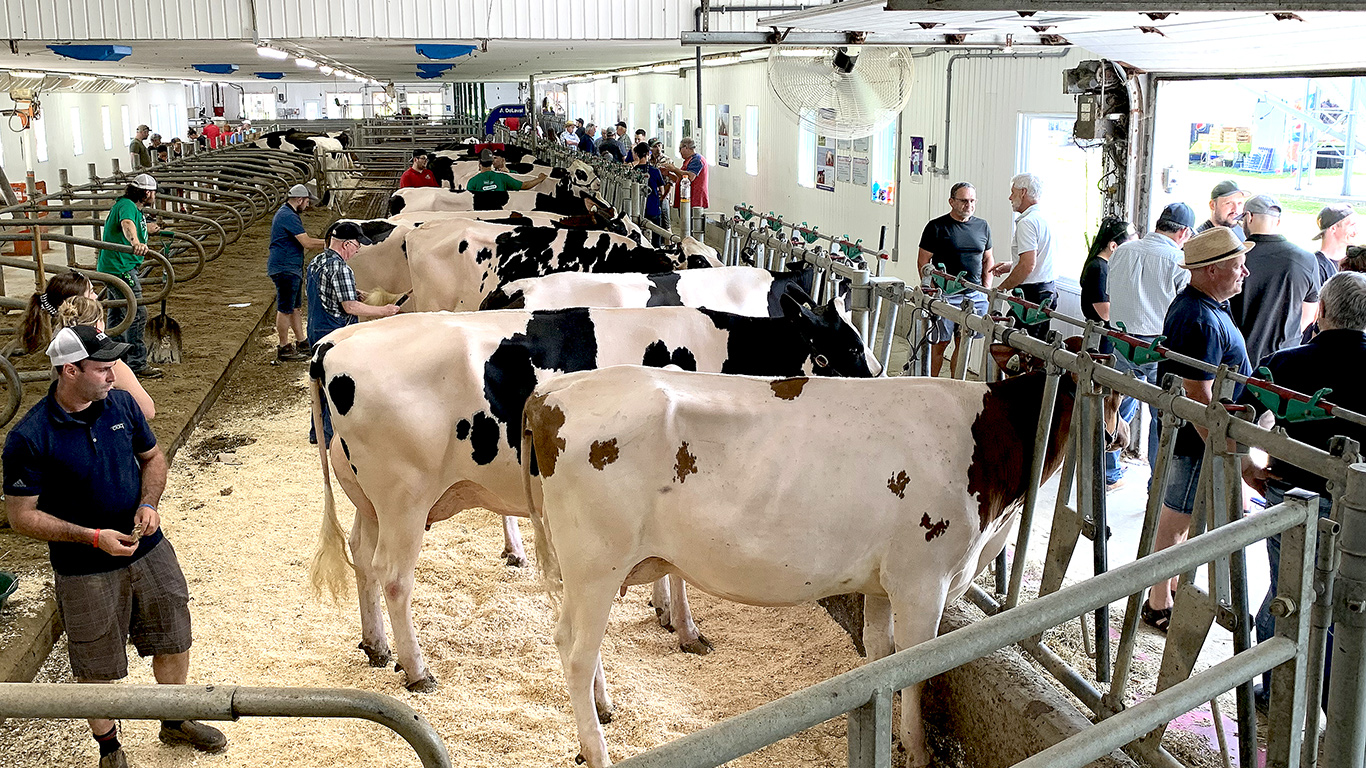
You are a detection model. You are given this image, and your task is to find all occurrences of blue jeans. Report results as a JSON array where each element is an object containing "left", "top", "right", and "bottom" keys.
[
  {"left": 1104, "top": 395, "right": 1140, "bottom": 484},
  {"left": 1256, "top": 484, "right": 1335, "bottom": 708},
  {"left": 1115, "top": 353, "right": 1161, "bottom": 474},
  {"left": 106, "top": 270, "right": 148, "bottom": 373}
]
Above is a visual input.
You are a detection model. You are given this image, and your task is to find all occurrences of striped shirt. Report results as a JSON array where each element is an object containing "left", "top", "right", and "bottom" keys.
[{"left": 1108, "top": 231, "right": 1190, "bottom": 336}]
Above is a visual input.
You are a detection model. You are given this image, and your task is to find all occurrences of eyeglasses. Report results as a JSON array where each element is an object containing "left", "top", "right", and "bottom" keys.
[{"left": 951, "top": 197, "right": 976, "bottom": 204}]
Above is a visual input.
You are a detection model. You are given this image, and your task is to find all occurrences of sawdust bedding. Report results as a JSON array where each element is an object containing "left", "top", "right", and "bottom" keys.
[{"left": 0, "top": 342, "right": 880, "bottom": 768}]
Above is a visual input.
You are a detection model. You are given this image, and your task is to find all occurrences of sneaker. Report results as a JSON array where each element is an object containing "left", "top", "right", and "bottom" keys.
[
  {"left": 1106, "top": 477, "right": 1127, "bottom": 493},
  {"left": 98, "top": 748, "right": 129, "bottom": 768},
  {"left": 135, "top": 366, "right": 164, "bottom": 379},
  {"left": 158, "top": 720, "right": 227, "bottom": 753},
  {"left": 295, "top": 339, "right": 311, "bottom": 356},
  {"left": 277, "top": 343, "right": 308, "bottom": 362}
]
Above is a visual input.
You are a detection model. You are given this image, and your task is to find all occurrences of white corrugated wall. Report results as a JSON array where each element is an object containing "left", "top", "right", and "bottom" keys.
[{"left": 1, "top": 0, "right": 248, "bottom": 40}]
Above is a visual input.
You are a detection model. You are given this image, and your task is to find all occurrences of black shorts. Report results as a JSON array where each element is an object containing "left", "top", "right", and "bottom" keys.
[
  {"left": 271, "top": 272, "right": 304, "bottom": 314},
  {"left": 55, "top": 539, "right": 193, "bottom": 681}
]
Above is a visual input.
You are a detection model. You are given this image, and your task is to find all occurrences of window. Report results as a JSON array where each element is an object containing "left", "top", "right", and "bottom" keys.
[
  {"left": 120, "top": 105, "right": 132, "bottom": 146},
  {"left": 243, "top": 94, "right": 276, "bottom": 121},
  {"left": 409, "top": 92, "right": 443, "bottom": 117},
  {"left": 373, "top": 91, "right": 394, "bottom": 117},
  {"left": 648, "top": 103, "right": 660, "bottom": 141},
  {"left": 101, "top": 105, "right": 113, "bottom": 150},
  {"left": 745, "top": 105, "right": 759, "bottom": 176},
  {"left": 869, "top": 120, "right": 897, "bottom": 205},
  {"left": 673, "top": 103, "right": 683, "bottom": 157},
  {"left": 170, "top": 103, "right": 183, "bottom": 141},
  {"left": 1016, "top": 113, "right": 1102, "bottom": 283},
  {"left": 304, "top": 101, "right": 320, "bottom": 120},
  {"left": 330, "top": 93, "right": 362, "bottom": 119},
  {"left": 150, "top": 104, "right": 164, "bottom": 140},
  {"left": 797, "top": 110, "right": 815, "bottom": 188},
  {"left": 70, "top": 107, "right": 84, "bottom": 155},
  {"left": 34, "top": 113, "right": 48, "bottom": 163},
  {"left": 627, "top": 103, "right": 635, "bottom": 134},
  {"left": 704, "top": 104, "right": 717, "bottom": 165}
]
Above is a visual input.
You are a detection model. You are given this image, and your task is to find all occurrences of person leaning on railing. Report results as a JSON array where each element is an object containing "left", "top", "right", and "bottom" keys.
[
  {"left": 16, "top": 270, "right": 98, "bottom": 355},
  {"left": 1241, "top": 270, "right": 1366, "bottom": 713}
]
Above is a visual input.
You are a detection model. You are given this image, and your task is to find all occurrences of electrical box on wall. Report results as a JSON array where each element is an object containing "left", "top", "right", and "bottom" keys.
[{"left": 1075, "top": 93, "right": 1112, "bottom": 140}]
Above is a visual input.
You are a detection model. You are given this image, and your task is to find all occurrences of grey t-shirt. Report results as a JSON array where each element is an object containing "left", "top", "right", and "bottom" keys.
[{"left": 1229, "top": 233, "right": 1320, "bottom": 366}]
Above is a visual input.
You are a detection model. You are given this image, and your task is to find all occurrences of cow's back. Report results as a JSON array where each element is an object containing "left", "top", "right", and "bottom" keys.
[
  {"left": 530, "top": 366, "right": 1008, "bottom": 604},
  {"left": 499, "top": 267, "right": 777, "bottom": 316}
]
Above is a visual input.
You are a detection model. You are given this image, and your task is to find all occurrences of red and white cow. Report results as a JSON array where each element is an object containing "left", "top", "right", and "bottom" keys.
[
  {"left": 307, "top": 304, "right": 881, "bottom": 692},
  {"left": 524, "top": 360, "right": 1125, "bottom": 768}
]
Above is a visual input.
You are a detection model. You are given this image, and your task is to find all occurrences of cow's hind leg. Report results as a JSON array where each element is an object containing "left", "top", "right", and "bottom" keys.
[
  {"left": 556, "top": 576, "right": 620, "bottom": 768},
  {"left": 350, "top": 509, "right": 391, "bottom": 667},
  {"left": 651, "top": 578, "right": 672, "bottom": 631},
  {"left": 863, "top": 594, "right": 894, "bottom": 661},
  {"left": 502, "top": 516, "right": 527, "bottom": 567},
  {"left": 888, "top": 589, "right": 947, "bottom": 768},
  {"left": 372, "top": 508, "right": 436, "bottom": 692},
  {"left": 669, "top": 577, "right": 712, "bottom": 655},
  {"left": 593, "top": 656, "right": 613, "bottom": 724}
]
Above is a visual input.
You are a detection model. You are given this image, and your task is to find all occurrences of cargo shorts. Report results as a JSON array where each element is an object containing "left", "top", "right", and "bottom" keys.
[{"left": 55, "top": 539, "right": 193, "bottom": 681}]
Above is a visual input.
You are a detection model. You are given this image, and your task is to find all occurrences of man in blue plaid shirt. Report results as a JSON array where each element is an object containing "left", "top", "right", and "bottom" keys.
[{"left": 305, "top": 221, "right": 400, "bottom": 444}]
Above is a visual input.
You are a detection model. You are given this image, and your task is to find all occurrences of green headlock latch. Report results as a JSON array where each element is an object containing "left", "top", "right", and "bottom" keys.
[
  {"left": 1247, "top": 367, "right": 1334, "bottom": 423},
  {"left": 766, "top": 213, "right": 784, "bottom": 233},
  {"left": 797, "top": 223, "right": 820, "bottom": 244},
  {"left": 737, "top": 205, "right": 754, "bottom": 221},
  {"left": 1112, "top": 322, "right": 1167, "bottom": 366},
  {"left": 837, "top": 237, "right": 863, "bottom": 259},
  {"left": 1006, "top": 289, "right": 1052, "bottom": 327},
  {"left": 930, "top": 266, "right": 970, "bottom": 296}
]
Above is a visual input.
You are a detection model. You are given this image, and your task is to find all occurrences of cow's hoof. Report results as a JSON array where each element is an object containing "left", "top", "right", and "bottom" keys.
[
  {"left": 595, "top": 703, "right": 615, "bottom": 724},
  {"left": 574, "top": 754, "right": 586, "bottom": 765},
  {"left": 680, "top": 634, "right": 714, "bottom": 656},
  {"left": 358, "top": 641, "right": 392, "bottom": 668},
  {"left": 405, "top": 673, "right": 439, "bottom": 693},
  {"left": 503, "top": 550, "right": 527, "bottom": 568}
]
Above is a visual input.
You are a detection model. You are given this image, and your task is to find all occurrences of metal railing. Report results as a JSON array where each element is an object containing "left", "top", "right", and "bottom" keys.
[{"left": 0, "top": 683, "right": 452, "bottom": 768}]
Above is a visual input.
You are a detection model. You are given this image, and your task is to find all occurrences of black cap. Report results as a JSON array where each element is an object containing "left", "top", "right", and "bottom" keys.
[
  {"left": 478, "top": 149, "right": 494, "bottom": 166},
  {"left": 412, "top": 148, "right": 429, "bottom": 159},
  {"left": 331, "top": 221, "right": 370, "bottom": 244}
]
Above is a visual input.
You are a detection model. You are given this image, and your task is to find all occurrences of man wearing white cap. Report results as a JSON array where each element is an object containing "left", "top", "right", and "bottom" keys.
[
  {"left": 97, "top": 173, "right": 162, "bottom": 379},
  {"left": 3, "top": 326, "right": 228, "bottom": 767},
  {"left": 1141, "top": 227, "right": 1253, "bottom": 630},
  {"left": 268, "top": 184, "right": 327, "bottom": 362},
  {"left": 1228, "top": 194, "right": 1319, "bottom": 366}
]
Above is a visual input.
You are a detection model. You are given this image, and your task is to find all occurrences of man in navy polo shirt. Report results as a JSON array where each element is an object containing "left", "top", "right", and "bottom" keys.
[
  {"left": 1142, "top": 227, "right": 1252, "bottom": 632},
  {"left": 2, "top": 326, "right": 226, "bottom": 767}
]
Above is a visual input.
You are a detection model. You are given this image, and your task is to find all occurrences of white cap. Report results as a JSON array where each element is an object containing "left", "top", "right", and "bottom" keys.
[
  {"left": 132, "top": 173, "right": 157, "bottom": 191},
  {"left": 46, "top": 326, "right": 131, "bottom": 367},
  {"left": 287, "top": 183, "right": 317, "bottom": 200}
]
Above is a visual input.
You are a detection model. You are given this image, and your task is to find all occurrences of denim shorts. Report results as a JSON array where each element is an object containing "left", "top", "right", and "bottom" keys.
[
  {"left": 1162, "top": 454, "right": 1205, "bottom": 515},
  {"left": 271, "top": 272, "right": 304, "bottom": 314},
  {"left": 929, "top": 291, "right": 989, "bottom": 343}
]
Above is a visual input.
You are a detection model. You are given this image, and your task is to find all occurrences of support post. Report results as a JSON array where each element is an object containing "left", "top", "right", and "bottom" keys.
[
  {"left": 1265, "top": 489, "right": 1320, "bottom": 768},
  {"left": 1323, "top": 461, "right": 1366, "bottom": 768},
  {"left": 1005, "top": 335, "right": 1063, "bottom": 609},
  {"left": 846, "top": 686, "right": 893, "bottom": 768}
]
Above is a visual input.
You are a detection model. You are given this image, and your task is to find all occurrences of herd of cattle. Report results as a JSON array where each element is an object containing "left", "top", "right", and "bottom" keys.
[{"left": 275, "top": 139, "right": 1127, "bottom": 767}]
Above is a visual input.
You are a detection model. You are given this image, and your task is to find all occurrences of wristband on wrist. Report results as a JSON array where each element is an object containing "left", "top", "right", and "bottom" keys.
[
  {"left": 138, "top": 503, "right": 156, "bottom": 512},
  {"left": 92, "top": 529, "right": 101, "bottom": 548}
]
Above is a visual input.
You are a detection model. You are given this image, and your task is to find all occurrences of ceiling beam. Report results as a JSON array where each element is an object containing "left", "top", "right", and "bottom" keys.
[
  {"left": 886, "top": 1, "right": 1366, "bottom": 9},
  {"left": 678, "top": 31, "right": 1009, "bottom": 45}
]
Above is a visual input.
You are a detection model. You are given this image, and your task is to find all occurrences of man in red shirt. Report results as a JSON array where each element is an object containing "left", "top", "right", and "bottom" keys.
[
  {"left": 398, "top": 149, "right": 439, "bottom": 188},
  {"left": 200, "top": 121, "right": 221, "bottom": 149}
]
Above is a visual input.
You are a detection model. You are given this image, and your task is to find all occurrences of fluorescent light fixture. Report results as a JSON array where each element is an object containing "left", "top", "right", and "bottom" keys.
[
  {"left": 651, "top": 63, "right": 681, "bottom": 73},
  {"left": 257, "top": 46, "right": 289, "bottom": 59},
  {"left": 69, "top": 74, "right": 98, "bottom": 81},
  {"left": 590, "top": 72, "right": 612, "bottom": 81},
  {"left": 295, "top": 57, "right": 317, "bottom": 68},
  {"left": 177, "top": 79, "right": 196, "bottom": 85},
  {"left": 146, "top": 78, "right": 166, "bottom": 83},
  {"left": 319, "top": 65, "right": 334, "bottom": 75},
  {"left": 618, "top": 67, "right": 643, "bottom": 76},
  {"left": 369, "top": 78, "right": 381, "bottom": 85},
  {"left": 112, "top": 77, "right": 136, "bottom": 84},
  {"left": 778, "top": 47, "right": 829, "bottom": 57},
  {"left": 11, "top": 70, "right": 46, "bottom": 79},
  {"left": 704, "top": 55, "right": 741, "bottom": 66}
]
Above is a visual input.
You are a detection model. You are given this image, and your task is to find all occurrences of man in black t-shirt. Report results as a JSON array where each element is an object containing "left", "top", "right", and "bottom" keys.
[{"left": 917, "top": 182, "right": 993, "bottom": 377}]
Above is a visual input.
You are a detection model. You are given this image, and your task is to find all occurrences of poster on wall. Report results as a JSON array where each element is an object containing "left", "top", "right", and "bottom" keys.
[
  {"left": 836, "top": 138, "right": 852, "bottom": 183},
  {"left": 815, "top": 108, "right": 836, "bottom": 191},
  {"left": 731, "top": 139, "right": 743, "bottom": 160},
  {"left": 732, "top": 114, "right": 742, "bottom": 160},
  {"left": 683, "top": 119, "right": 692, "bottom": 139},
  {"left": 852, "top": 136, "right": 870, "bottom": 153},
  {"left": 852, "top": 157, "right": 870, "bottom": 186},
  {"left": 717, "top": 104, "right": 731, "bottom": 167},
  {"left": 910, "top": 136, "right": 925, "bottom": 183}
]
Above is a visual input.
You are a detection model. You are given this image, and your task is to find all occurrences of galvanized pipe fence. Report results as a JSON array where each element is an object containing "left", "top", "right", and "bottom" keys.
[
  {"left": 630, "top": 211, "right": 1366, "bottom": 768},
  {"left": 0, "top": 683, "right": 452, "bottom": 768}
]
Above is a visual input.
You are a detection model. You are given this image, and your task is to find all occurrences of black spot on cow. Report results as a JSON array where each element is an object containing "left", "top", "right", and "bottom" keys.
[
  {"left": 674, "top": 442, "right": 698, "bottom": 483},
  {"left": 327, "top": 220, "right": 395, "bottom": 245},
  {"left": 469, "top": 411, "right": 501, "bottom": 465},
  {"left": 328, "top": 374, "right": 356, "bottom": 416},
  {"left": 482, "top": 309, "right": 600, "bottom": 459},
  {"left": 309, "top": 341, "right": 334, "bottom": 381},
  {"left": 507, "top": 162, "right": 535, "bottom": 174},
  {"left": 478, "top": 289, "right": 524, "bottom": 311},
  {"left": 887, "top": 470, "right": 910, "bottom": 499},
  {"left": 340, "top": 438, "right": 352, "bottom": 461},
  {"left": 459, "top": 239, "right": 468, "bottom": 253},
  {"left": 456, "top": 419, "right": 471, "bottom": 440},
  {"left": 388, "top": 196, "right": 406, "bottom": 215},
  {"left": 473, "top": 191, "right": 511, "bottom": 210},
  {"left": 476, "top": 247, "right": 494, "bottom": 264},
  {"left": 670, "top": 347, "right": 697, "bottom": 371},
  {"left": 920, "top": 513, "right": 950, "bottom": 542},
  {"left": 646, "top": 272, "right": 683, "bottom": 307},
  {"left": 768, "top": 266, "right": 816, "bottom": 316},
  {"left": 642, "top": 340, "right": 670, "bottom": 368}
]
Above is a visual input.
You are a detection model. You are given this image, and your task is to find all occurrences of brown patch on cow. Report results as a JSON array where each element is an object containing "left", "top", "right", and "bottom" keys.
[
  {"left": 528, "top": 398, "right": 567, "bottom": 478},
  {"left": 887, "top": 470, "right": 910, "bottom": 499},
  {"left": 965, "top": 372, "right": 1074, "bottom": 531},
  {"left": 588, "top": 438, "right": 620, "bottom": 470},
  {"left": 769, "top": 377, "right": 808, "bottom": 400},
  {"left": 920, "top": 513, "right": 950, "bottom": 541},
  {"left": 674, "top": 442, "right": 698, "bottom": 483}
]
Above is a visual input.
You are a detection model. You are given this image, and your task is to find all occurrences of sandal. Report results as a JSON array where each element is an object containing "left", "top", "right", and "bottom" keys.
[{"left": 1141, "top": 599, "right": 1172, "bottom": 633}]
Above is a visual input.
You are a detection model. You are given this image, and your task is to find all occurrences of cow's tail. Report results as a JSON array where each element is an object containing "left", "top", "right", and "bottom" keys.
[
  {"left": 307, "top": 356, "right": 355, "bottom": 601},
  {"left": 522, "top": 395, "right": 564, "bottom": 614}
]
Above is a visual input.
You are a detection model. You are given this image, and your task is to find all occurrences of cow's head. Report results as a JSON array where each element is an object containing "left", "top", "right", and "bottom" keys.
[
  {"left": 677, "top": 237, "right": 721, "bottom": 269},
  {"left": 780, "top": 288, "right": 882, "bottom": 378},
  {"left": 567, "top": 159, "right": 600, "bottom": 195},
  {"left": 990, "top": 336, "right": 1129, "bottom": 453}
]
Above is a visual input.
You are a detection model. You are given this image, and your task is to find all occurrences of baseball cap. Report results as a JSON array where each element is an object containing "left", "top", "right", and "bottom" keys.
[
  {"left": 1312, "top": 203, "right": 1356, "bottom": 240},
  {"left": 412, "top": 147, "right": 429, "bottom": 159},
  {"left": 46, "top": 325, "right": 131, "bottom": 367},
  {"left": 1241, "top": 194, "right": 1282, "bottom": 218},
  {"left": 478, "top": 149, "right": 494, "bottom": 166},
  {"left": 287, "top": 183, "right": 317, "bottom": 200},
  {"left": 1210, "top": 180, "right": 1250, "bottom": 200},
  {"left": 132, "top": 173, "right": 157, "bottom": 191},
  {"left": 1156, "top": 202, "right": 1195, "bottom": 230},
  {"left": 330, "top": 220, "right": 370, "bottom": 244}
]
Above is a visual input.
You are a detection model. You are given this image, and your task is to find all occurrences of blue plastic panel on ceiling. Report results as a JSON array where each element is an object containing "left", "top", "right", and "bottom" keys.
[
  {"left": 193, "top": 64, "right": 239, "bottom": 74},
  {"left": 48, "top": 44, "right": 132, "bottom": 61},
  {"left": 255, "top": 72, "right": 285, "bottom": 79},
  {"left": 416, "top": 71, "right": 444, "bottom": 79},
  {"left": 415, "top": 44, "right": 476, "bottom": 60},
  {"left": 417, "top": 63, "right": 453, "bottom": 73}
]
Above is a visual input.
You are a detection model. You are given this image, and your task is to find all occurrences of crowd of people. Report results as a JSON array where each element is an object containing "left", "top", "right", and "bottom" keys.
[{"left": 127, "top": 120, "right": 253, "bottom": 171}]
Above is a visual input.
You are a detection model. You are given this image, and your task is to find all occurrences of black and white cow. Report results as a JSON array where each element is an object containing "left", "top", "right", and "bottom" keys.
[
  {"left": 306, "top": 302, "right": 883, "bottom": 691},
  {"left": 479, "top": 265, "right": 820, "bottom": 315},
  {"left": 388, "top": 159, "right": 599, "bottom": 215}
]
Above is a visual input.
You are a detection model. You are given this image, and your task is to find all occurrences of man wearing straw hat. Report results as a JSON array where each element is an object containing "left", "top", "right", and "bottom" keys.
[{"left": 1142, "top": 227, "right": 1253, "bottom": 632}]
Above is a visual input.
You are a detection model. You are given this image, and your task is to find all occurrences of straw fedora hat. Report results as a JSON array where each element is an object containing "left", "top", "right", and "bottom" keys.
[{"left": 1180, "top": 227, "right": 1254, "bottom": 270}]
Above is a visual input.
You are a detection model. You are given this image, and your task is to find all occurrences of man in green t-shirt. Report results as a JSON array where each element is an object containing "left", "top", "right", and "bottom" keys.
[
  {"left": 465, "top": 149, "right": 547, "bottom": 193},
  {"left": 129, "top": 125, "right": 152, "bottom": 170},
  {"left": 97, "top": 173, "right": 162, "bottom": 379}
]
